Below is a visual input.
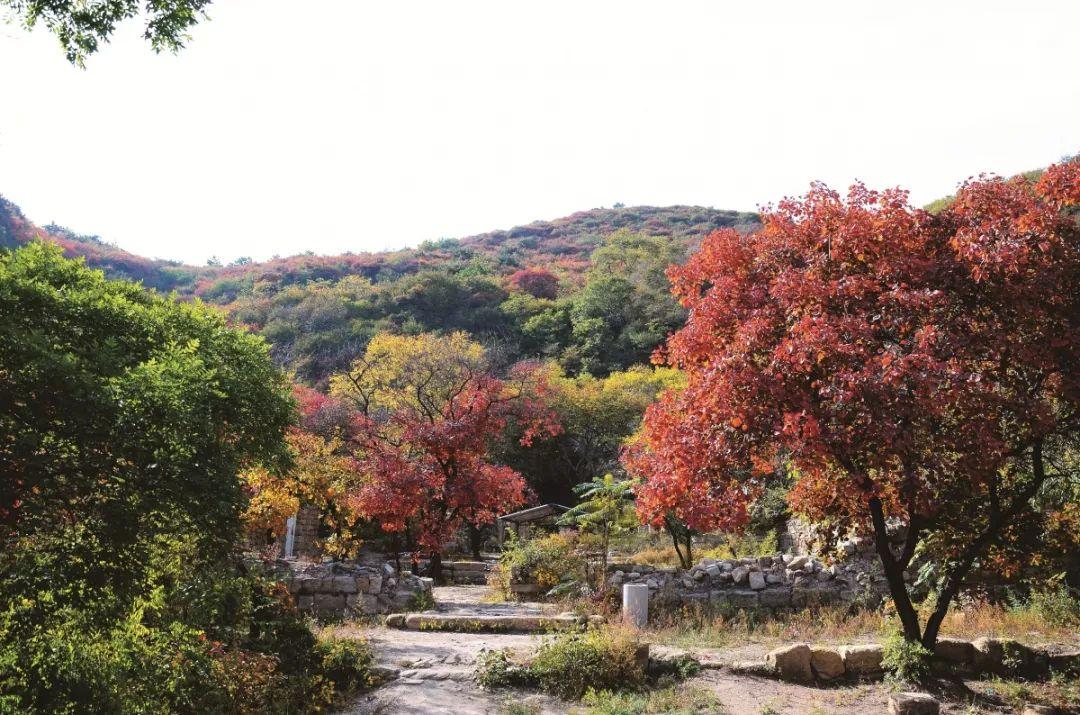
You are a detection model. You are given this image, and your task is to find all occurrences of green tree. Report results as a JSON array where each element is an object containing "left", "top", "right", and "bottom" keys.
[
  {"left": 1, "top": 0, "right": 211, "bottom": 66},
  {"left": 0, "top": 243, "right": 306, "bottom": 711},
  {"left": 557, "top": 474, "right": 637, "bottom": 584},
  {"left": 565, "top": 230, "right": 687, "bottom": 376}
]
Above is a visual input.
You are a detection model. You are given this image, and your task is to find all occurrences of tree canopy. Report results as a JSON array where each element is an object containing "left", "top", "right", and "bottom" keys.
[
  {"left": 627, "top": 161, "right": 1080, "bottom": 647},
  {"left": 1, "top": 0, "right": 211, "bottom": 65}
]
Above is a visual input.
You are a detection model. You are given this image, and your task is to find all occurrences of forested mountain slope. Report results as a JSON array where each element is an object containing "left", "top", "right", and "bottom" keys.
[{"left": 0, "top": 196, "right": 758, "bottom": 383}]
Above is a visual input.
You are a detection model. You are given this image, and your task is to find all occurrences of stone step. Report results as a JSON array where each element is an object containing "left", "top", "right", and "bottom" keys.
[{"left": 384, "top": 612, "right": 601, "bottom": 633}]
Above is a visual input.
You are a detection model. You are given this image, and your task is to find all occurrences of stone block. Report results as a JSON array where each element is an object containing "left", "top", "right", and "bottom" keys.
[
  {"left": 766, "top": 643, "right": 812, "bottom": 682},
  {"left": 888, "top": 692, "right": 939, "bottom": 715},
  {"left": 788, "top": 555, "right": 809, "bottom": 570},
  {"left": 765, "top": 572, "right": 783, "bottom": 584},
  {"left": 709, "top": 590, "right": 730, "bottom": 606},
  {"left": 313, "top": 593, "right": 346, "bottom": 612},
  {"left": 748, "top": 571, "right": 767, "bottom": 590},
  {"left": 759, "top": 588, "right": 792, "bottom": 608},
  {"left": 333, "top": 575, "right": 358, "bottom": 593},
  {"left": 728, "top": 589, "right": 759, "bottom": 608},
  {"left": 810, "top": 647, "right": 845, "bottom": 680},
  {"left": 731, "top": 566, "right": 749, "bottom": 585},
  {"left": 1049, "top": 649, "right": 1080, "bottom": 675},
  {"left": 934, "top": 638, "right": 974, "bottom": 666},
  {"left": 365, "top": 574, "right": 383, "bottom": 594},
  {"left": 297, "top": 595, "right": 314, "bottom": 610},
  {"left": 840, "top": 644, "right": 884, "bottom": 676},
  {"left": 704, "top": 563, "right": 721, "bottom": 578}
]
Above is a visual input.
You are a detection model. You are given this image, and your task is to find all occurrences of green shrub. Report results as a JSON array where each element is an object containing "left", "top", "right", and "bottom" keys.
[
  {"left": 475, "top": 649, "right": 536, "bottom": 690},
  {"left": 476, "top": 627, "right": 649, "bottom": 700},
  {"left": 315, "top": 636, "right": 375, "bottom": 700},
  {"left": 530, "top": 628, "right": 646, "bottom": 700},
  {"left": 491, "top": 532, "right": 587, "bottom": 600},
  {"left": 882, "top": 631, "right": 932, "bottom": 684},
  {"left": 1024, "top": 584, "right": 1080, "bottom": 626}
]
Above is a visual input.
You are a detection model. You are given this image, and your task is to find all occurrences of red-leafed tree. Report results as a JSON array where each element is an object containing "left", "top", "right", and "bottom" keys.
[
  {"left": 626, "top": 161, "right": 1080, "bottom": 647},
  {"left": 330, "top": 332, "right": 559, "bottom": 579},
  {"left": 507, "top": 267, "right": 561, "bottom": 300}
]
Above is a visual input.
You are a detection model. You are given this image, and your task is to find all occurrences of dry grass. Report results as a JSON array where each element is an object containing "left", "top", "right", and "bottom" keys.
[{"left": 648, "top": 600, "right": 1080, "bottom": 650}]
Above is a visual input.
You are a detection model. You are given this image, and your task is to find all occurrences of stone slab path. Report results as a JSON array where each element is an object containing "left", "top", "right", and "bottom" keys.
[{"left": 430, "top": 585, "right": 558, "bottom": 617}]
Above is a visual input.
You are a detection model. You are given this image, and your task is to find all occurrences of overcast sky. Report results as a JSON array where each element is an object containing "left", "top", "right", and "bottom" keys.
[{"left": 0, "top": 1, "right": 1077, "bottom": 264}]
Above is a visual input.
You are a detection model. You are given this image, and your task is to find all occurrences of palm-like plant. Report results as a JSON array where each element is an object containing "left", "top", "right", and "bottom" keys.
[{"left": 558, "top": 474, "right": 637, "bottom": 585}]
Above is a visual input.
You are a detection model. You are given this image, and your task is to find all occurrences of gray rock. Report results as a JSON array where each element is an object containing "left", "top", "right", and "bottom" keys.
[
  {"left": 748, "top": 571, "right": 767, "bottom": 590},
  {"left": 759, "top": 588, "right": 792, "bottom": 608},
  {"left": 704, "top": 563, "right": 721, "bottom": 578},
  {"left": 731, "top": 566, "right": 749, "bottom": 585},
  {"left": 887, "top": 692, "right": 939, "bottom": 715},
  {"left": 765, "top": 572, "right": 783, "bottom": 584}
]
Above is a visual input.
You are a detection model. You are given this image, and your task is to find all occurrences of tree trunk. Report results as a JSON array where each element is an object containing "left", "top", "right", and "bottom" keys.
[
  {"left": 428, "top": 551, "right": 445, "bottom": 583},
  {"left": 468, "top": 524, "right": 483, "bottom": 561},
  {"left": 868, "top": 496, "right": 923, "bottom": 643}
]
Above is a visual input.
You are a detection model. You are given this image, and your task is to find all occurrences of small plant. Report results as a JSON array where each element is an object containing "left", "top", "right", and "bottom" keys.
[
  {"left": 475, "top": 649, "right": 536, "bottom": 690},
  {"left": 315, "top": 636, "right": 375, "bottom": 698},
  {"left": 490, "top": 532, "right": 587, "bottom": 600},
  {"left": 882, "top": 631, "right": 932, "bottom": 684},
  {"left": 407, "top": 589, "right": 436, "bottom": 612}
]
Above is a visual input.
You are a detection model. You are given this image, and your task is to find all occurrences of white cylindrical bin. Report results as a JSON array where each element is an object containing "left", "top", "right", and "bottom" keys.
[{"left": 622, "top": 583, "right": 649, "bottom": 627}]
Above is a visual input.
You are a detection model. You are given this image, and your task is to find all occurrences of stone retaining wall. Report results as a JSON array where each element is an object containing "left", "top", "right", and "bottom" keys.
[
  {"left": 608, "top": 551, "right": 892, "bottom": 611},
  {"left": 759, "top": 638, "right": 1080, "bottom": 683},
  {"left": 275, "top": 560, "right": 433, "bottom": 617}
]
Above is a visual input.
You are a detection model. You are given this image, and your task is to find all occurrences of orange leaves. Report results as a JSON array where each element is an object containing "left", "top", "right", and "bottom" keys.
[{"left": 625, "top": 160, "right": 1079, "bottom": 547}]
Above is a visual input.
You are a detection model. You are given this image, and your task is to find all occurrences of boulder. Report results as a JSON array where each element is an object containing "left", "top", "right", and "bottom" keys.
[
  {"left": 748, "top": 571, "right": 767, "bottom": 590},
  {"left": 766, "top": 643, "right": 812, "bottom": 682},
  {"left": 972, "top": 638, "right": 1046, "bottom": 678},
  {"left": 810, "top": 647, "right": 845, "bottom": 681},
  {"left": 788, "top": 555, "right": 809, "bottom": 570},
  {"left": 1048, "top": 649, "right": 1080, "bottom": 675},
  {"left": 888, "top": 692, "right": 940, "bottom": 715},
  {"left": 840, "top": 644, "right": 884, "bottom": 676},
  {"left": 731, "top": 566, "right": 749, "bottom": 585},
  {"left": 934, "top": 637, "right": 974, "bottom": 667}
]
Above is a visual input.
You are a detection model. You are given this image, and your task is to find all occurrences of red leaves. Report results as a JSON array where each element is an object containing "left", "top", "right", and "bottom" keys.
[
  {"left": 506, "top": 267, "right": 561, "bottom": 300},
  {"left": 626, "top": 160, "right": 1080, "bottom": 537},
  {"left": 346, "top": 361, "right": 558, "bottom": 553}
]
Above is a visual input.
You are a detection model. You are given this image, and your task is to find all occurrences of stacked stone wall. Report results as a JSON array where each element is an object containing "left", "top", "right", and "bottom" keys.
[
  {"left": 276, "top": 561, "right": 433, "bottom": 617},
  {"left": 608, "top": 551, "right": 893, "bottom": 611}
]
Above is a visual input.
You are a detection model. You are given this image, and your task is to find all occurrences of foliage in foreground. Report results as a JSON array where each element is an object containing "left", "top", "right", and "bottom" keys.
[
  {"left": 0, "top": 244, "right": 370, "bottom": 712},
  {"left": 477, "top": 627, "right": 648, "bottom": 700}
]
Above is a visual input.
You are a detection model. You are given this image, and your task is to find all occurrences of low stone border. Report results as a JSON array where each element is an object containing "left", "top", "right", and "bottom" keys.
[
  {"left": 384, "top": 611, "right": 606, "bottom": 633},
  {"left": 761, "top": 638, "right": 1080, "bottom": 683}
]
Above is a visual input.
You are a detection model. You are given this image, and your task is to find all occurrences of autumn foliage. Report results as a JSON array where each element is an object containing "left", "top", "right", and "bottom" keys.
[
  {"left": 628, "top": 161, "right": 1080, "bottom": 646},
  {"left": 330, "top": 333, "right": 560, "bottom": 573}
]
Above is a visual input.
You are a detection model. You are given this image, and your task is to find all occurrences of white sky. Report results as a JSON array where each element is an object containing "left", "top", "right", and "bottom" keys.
[{"left": 1, "top": 1, "right": 1077, "bottom": 265}]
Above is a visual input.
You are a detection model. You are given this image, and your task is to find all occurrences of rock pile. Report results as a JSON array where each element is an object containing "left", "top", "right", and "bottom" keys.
[
  {"left": 275, "top": 560, "right": 433, "bottom": 616},
  {"left": 608, "top": 552, "right": 891, "bottom": 611}
]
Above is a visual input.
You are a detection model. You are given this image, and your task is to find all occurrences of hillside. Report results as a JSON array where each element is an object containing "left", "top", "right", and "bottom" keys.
[{"left": 0, "top": 195, "right": 759, "bottom": 383}]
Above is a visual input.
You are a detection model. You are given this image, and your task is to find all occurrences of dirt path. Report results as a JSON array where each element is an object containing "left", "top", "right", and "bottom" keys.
[{"left": 338, "top": 586, "right": 1028, "bottom": 714}]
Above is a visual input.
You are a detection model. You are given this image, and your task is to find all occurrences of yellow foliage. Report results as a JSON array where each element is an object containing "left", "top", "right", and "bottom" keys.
[{"left": 329, "top": 331, "right": 488, "bottom": 415}]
